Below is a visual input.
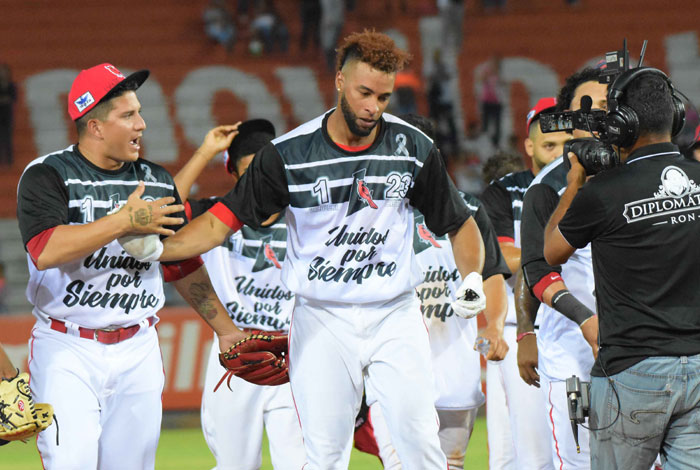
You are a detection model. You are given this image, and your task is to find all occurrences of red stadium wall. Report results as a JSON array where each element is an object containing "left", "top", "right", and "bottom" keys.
[
  {"left": 2, "top": 0, "right": 700, "bottom": 217},
  {"left": 0, "top": 308, "right": 219, "bottom": 410}
]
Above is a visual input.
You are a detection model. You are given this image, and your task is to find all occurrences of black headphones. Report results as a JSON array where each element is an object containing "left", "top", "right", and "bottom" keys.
[{"left": 605, "top": 67, "right": 685, "bottom": 148}]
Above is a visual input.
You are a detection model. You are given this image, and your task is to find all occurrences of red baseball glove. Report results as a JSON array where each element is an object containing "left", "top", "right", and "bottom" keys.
[{"left": 215, "top": 331, "right": 289, "bottom": 390}]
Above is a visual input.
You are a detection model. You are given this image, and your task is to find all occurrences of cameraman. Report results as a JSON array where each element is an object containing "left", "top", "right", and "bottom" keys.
[
  {"left": 519, "top": 67, "right": 607, "bottom": 470},
  {"left": 544, "top": 70, "right": 700, "bottom": 469}
]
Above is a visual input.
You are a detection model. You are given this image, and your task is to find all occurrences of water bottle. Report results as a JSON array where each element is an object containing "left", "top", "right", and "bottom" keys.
[{"left": 475, "top": 336, "right": 491, "bottom": 357}]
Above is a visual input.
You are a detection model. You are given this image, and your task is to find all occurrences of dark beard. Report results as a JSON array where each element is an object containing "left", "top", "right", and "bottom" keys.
[{"left": 340, "top": 93, "right": 377, "bottom": 137}]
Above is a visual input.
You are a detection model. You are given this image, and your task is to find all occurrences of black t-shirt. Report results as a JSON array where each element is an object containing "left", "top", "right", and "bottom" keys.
[
  {"left": 480, "top": 170, "right": 534, "bottom": 243},
  {"left": 559, "top": 143, "right": 700, "bottom": 375}
]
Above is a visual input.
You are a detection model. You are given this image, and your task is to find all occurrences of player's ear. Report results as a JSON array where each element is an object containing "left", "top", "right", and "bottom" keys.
[
  {"left": 524, "top": 137, "right": 534, "bottom": 158},
  {"left": 87, "top": 118, "right": 104, "bottom": 139},
  {"left": 335, "top": 71, "right": 344, "bottom": 94}
]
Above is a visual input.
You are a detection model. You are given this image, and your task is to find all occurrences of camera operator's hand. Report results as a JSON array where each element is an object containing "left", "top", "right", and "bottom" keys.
[
  {"left": 517, "top": 333, "right": 540, "bottom": 387},
  {"left": 566, "top": 152, "right": 587, "bottom": 188},
  {"left": 580, "top": 315, "right": 599, "bottom": 360}
]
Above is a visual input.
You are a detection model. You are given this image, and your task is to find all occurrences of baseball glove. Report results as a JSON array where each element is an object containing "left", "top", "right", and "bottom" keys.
[
  {"left": 0, "top": 372, "right": 54, "bottom": 444},
  {"left": 215, "top": 332, "right": 289, "bottom": 390}
]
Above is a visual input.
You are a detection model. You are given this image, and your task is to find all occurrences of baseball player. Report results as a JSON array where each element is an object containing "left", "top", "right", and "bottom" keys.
[
  {"left": 173, "top": 119, "right": 306, "bottom": 470},
  {"left": 520, "top": 68, "right": 608, "bottom": 469},
  {"left": 15, "top": 63, "right": 247, "bottom": 469},
  {"left": 479, "top": 97, "right": 571, "bottom": 469},
  {"left": 354, "top": 113, "right": 510, "bottom": 470},
  {"left": 155, "top": 30, "right": 487, "bottom": 470}
]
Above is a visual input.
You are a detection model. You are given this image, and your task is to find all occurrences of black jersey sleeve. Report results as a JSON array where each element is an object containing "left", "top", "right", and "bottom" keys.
[
  {"left": 218, "top": 143, "right": 290, "bottom": 229},
  {"left": 520, "top": 183, "right": 562, "bottom": 288},
  {"left": 480, "top": 181, "right": 515, "bottom": 240},
  {"left": 17, "top": 164, "right": 69, "bottom": 247},
  {"left": 409, "top": 146, "right": 471, "bottom": 237},
  {"left": 188, "top": 197, "right": 221, "bottom": 220},
  {"left": 474, "top": 204, "right": 511, "bottom": 280},
  {"left": 558, "top": 182, "right": 607, "bottom": 249}
]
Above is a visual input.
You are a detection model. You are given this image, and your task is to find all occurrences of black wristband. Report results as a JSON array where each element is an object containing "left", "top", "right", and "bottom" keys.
[{"left": 551, "top": 289, "right": 595, "bottom": 325}]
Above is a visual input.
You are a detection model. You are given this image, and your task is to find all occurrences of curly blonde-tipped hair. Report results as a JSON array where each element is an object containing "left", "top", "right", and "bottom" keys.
[{"left": 336, "top": 29, "right": 411, "bottom": 73}]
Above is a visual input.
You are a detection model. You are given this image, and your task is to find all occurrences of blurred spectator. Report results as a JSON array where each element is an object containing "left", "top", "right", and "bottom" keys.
[
  {"left": 250, "top": 0, "right": 289, "bottom": 54},
  {"left": 300, "top": 0, "right": 321, "bottom": 53},
  {"left": 476, "top": 55, "right": 505, "bottom": 146},
  {"left": 320, "top": 0, "right": 345, "bottom": 71},
  {"left": 450, "top": 152, "right": 484, "bottom": 194},
  {"left": 203, "top": 0, "right": 236, "bottom": 52},
  {"left": 437, "top": 0, "right": 464, "bottom": 52},
  {"left": 427, "top": 49, "right": 458, "bottom": 155},
  {"left": 0, "top": 64, "right": 17, "bottom": 166},
  {"left": 480, "top": 150, "right": 526, "bottom": 186},
  {"left": 390, "top": 67, "right": 421, "bottom": 115},
  {"left": 461, "top": 120, "right": 496, "bottom": 164}
]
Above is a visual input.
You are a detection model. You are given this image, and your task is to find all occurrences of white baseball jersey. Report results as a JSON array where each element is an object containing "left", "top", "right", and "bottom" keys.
[
  {"left": 212, "top": 111, "right": 472, "bottom": 305},
  {"left": 16, "top": 145, "right": 190, "bottom": 329},
  {"left": 413, "top": 193, "right": 509, "bottom": 409}
]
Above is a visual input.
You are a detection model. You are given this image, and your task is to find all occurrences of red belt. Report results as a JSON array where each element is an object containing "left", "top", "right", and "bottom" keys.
[{"left": 49, "top": 317, "right": 156, "bottom": 344}]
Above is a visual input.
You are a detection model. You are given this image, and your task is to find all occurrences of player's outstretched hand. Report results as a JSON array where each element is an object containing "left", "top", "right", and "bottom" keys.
[
  {"left": 118, "top": 182, "right": 185, "bottom": 237},
  {"left": 451, "top": 272, "right": 486, "bottom": 318},
  {"left": 198, "top": 123, "right": 241, "bottom": 160},
  {"left": 517, "top": 333, "right": 540, "bottom": 387}
]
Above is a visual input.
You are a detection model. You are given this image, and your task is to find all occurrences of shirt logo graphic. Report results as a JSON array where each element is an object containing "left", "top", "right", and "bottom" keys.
[
  {"left": 252, "top": 235, "right": 283, "bottom": 272},
  {"left": 357, "top": 180, "right": 378, "bottom": 209},
  {"left": 74, "top": 91, "right": 95, "bottom": 113},
  {"left": 264, "top": 243, "right": 282, "bottom": 269},
  {"left": 413, "top": 213, "right": 445, "bottom": 254},
  {"left": 623, "top": 166, "right": 700, "bottom": 224},
  {"left": 417, "top": 223, "right": 441, "bottom": 248},
  {"left": 346, "top": 168, "right": 378, "bottom": 216},
  {"left": 395, "top": 134, "right": 410, "bottom": 157}
]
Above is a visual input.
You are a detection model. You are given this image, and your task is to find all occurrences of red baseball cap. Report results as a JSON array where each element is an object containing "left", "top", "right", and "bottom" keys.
[
  {"left": 526, "top": 97, "right": 557, "bottom": 132},
  {"left": 68, "top": 63, "right": 149, "bottom": 120}
]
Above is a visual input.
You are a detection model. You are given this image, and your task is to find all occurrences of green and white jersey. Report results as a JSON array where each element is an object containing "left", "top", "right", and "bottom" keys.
[
  {"left": 190, "top": 199, "right": 293, "bottom": 332},
  {"left": 215, "top": 110, "right": 471, "bottom": 304},
  {"left": 17, "top": 145, "right": 187, "bottom": 329}
]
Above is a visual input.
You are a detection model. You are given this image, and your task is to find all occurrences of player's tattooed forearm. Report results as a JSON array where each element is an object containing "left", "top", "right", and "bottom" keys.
[{"left": 189, "top": 282, "right": 217, "bottom": 319}]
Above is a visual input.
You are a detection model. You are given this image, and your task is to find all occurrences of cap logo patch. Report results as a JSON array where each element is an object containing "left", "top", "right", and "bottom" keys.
[
  {"left": 74, "top": 91, "right": 95, "bottom": 113},
  {"left": 527, "top": 109, "right": 536, "bottom": 121},
  {"left": 104, "top": 64, "right": 125, "bottom": 78}
]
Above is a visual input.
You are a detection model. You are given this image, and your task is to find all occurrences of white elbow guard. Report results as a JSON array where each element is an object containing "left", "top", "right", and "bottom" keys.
[
  {"left": 450, "top": 272, "right": 486, "bottom": 319},
  {"left": 118, "top": 234, "right": 164, "bottom": 262}
]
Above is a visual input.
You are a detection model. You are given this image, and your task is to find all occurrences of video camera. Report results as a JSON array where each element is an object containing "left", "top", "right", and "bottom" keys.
[
  {"left": 538, "top": 39, "right": 643, "bottom": 175},
  {"left": 566, "top": 375, "right": 591, "bottom": 454}
]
